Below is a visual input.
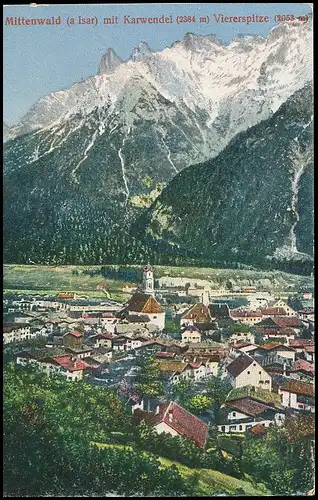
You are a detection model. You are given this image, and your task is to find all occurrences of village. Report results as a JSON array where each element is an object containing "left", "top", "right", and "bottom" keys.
[{"left": 3, "top": 263, "right": 315, "bottom": 455}]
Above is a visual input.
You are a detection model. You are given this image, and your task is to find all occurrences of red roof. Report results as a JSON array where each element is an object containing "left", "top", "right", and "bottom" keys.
[
  {"left": 304, "top": 345, "right": 315, "bottom": 353},
  {"left": 230, "top": 342, "right": 254, "bottom": 349},
  {"left": 52, "top": 356, "right": 90, "bottom": 372},
  {"left": 155, "top": 352, "right": 176, "bottom": 358},
  {"left": 100, "top": 332, "right": 114, "bottom": 340},
  {"left": 259, "top": 343, "right": 295, "bottom": 352},
  {"left": 280, "top": 381, "right": 314, "bottom": 397},
  {"left": 250, "top": 424, "right": 268, "bottom": 436},
  {"left": 57, "top": 292, "right": 74, "bottom": 299},
  {"left": 152, "top": 401, "right": 208, "bottom": 449},
  {"left": 68, "top": 331, "right": 83, "bottom": 338},
  {"left": 182, "top": 303, "right": 211, "bottom": 321},
  {"left": 231, "top": 310, "right": 262, "bottom": 318},
  {"left": 272, "top": 317, "right": 303, "bottom": 328},
  {"left": 289, "top": 339, "right": 314, "bottom": 348},
  {"left": 261, "top": 307, "right": 287, "bottom": 316},
  {"left": 291, "top": 360, "right": 314, "bottom": 374}
]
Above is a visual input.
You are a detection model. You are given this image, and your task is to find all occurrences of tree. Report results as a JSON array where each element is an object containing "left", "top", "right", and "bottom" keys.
[
  {"left": 241, "top": 423, "right": 314, "bottom": 495},
  {"left": 203, "top": 371, "right": 232, "bottom": 425},
  {"left": 186, "top": 394, "right": 213, "bottom": 416},
  {"left": 135, "top": 355, "right": 165, "bottom": 409},
  {"left": 4, "top": 363, "right": 197, "bottom": 497},
  {"left": 169, "top": 378, "right": 194, "bottom": 407}
]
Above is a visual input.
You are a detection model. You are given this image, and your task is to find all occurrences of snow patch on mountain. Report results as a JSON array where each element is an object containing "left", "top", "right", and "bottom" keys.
[{"left": 5, "top": 19, "right": 312, "bottom": 162}]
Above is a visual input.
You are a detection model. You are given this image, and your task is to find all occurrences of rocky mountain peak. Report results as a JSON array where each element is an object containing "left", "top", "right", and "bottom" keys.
[
  {"left": 97, "top": 48, "right": 123, "bottom": 75},
  {"left": 131, "top": 41, "right": 152, "bottom": 62}
]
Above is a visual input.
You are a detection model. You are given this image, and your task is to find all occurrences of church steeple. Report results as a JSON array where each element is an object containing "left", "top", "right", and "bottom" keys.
[{"left": 143, "top": 263, "right": 154, "bottom": 296}]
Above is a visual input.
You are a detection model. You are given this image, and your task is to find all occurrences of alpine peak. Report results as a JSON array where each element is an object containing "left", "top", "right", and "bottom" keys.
[{"left": 97, "top": 47, "right": 123, "bottom": 75}]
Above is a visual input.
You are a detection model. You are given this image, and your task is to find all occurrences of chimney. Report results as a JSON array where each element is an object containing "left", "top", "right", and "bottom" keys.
[
  {"left": 168, "top": 409, "right": 173, "bottom": 423},
  {"left": 155, "top": 405, "right": 160, "bottom": 415}
]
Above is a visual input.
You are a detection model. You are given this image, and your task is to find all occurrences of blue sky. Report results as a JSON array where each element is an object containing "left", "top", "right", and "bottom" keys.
[{"left": 3, "top": 3, "right": 311, "bottom": 125}]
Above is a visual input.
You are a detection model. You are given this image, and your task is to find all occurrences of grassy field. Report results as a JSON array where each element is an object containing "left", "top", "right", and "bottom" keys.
[
  {"left": 91, "top": 442, "right": 270, "bottom": 496},
  {"left": 3, "top": 264, "right": 312, "bottom": 301},
  {"left": 3, "top": 265, "right": 131, "bottom": 301}
]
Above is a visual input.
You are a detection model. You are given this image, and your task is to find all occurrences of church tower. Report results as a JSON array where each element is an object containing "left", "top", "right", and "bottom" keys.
[{"left": 143, "top": 263, "right": 154, "bottom": 296}]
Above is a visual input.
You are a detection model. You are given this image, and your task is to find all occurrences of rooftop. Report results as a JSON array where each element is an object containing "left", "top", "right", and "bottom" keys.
[
  {"left": 226, "top": 353, "right": 254, "bottom": 377},
  {"left": 51, "top": 355, "right": 91, "bottom": 372},
  {"left": 225, "top": 397, "right": 279, "bottom": 417},
  {"left": 151, "top": 401, "right": 208, "bottom": 449},
  {"left": 291, "top": 359, "right": 314, "bottom": 374},
  {"left": 126, "top": 292, "right": 163, "bottom": 314},
  {"left": 261, "top": 307, "right": 287, "bottom": 316},
  {"left": 280, "top": 381, "right": 314, "bottom": 397}
]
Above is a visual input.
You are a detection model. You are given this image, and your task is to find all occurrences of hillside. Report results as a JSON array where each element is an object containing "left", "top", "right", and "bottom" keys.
[
  {"left": 3, "top": 21, "right": 313, "bottom": 268},
  {"left": 135, "top": 84, "right": 313, "bottom": 274}
]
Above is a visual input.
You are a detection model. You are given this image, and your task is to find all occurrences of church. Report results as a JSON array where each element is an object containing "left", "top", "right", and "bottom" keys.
[{"left": 123, "top": 264, "right": 166, "bottom": 330}]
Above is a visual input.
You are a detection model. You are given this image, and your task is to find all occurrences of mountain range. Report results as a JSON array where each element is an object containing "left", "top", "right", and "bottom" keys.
[{"left": 3, "top": 19, "right": 313, "bottom": 272}]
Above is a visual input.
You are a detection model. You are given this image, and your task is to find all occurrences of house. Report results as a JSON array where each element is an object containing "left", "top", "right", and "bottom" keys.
[
  {"left": 226, "top": 385, "right": 283, "bottom": 409},
  {"left": 117, "top": 380, "right": 144, "bottom": 413},
  {"left": 100, "top": 312, "right": 117, "bottom": 328},
  {"left": 246, "top": 293, "right": 274, "bottom": 311},
  {"left": 271, "top": 299, "right": 298, "bottom": 317},
  {"left": 56, "top": 292, "right": 75, "bottom": 300},
  {"left": 289, "top": 339, "right": 314, "bottom": 351},
  {"left": 15, "top": 347, "right": 66, "bottom": 366},
  {"left": 180, "top": 303, "right": 211, "bottom": 327},
  {"left": 278, "top": 381, "right": 314, "bottom": 412},
  {"left": 133, "top": 340, "right": 185, "bottom": 356},
  {"left": 297, "top": 309, "right": 314, "bottom": 322},
  {"left": 261, "top": 359, "right": 293, "bottom": 377},
  {"left": 230, "top": 310, "right": 263, "bottom": 326},
  {"left": 87, "top": 332, "right": 114, "bottom": 349},
  {"left": 155, "top": 351, "right": 177, "bottom": 360},
  {"left": 156, "top": 361, "right": 192, "bottom": 384},
  {"left": 181, "top": 326, "right": 202, "bottom": 344},
  {"left": 218, "top": 397, "right": 285, "bottom": 434},
  {"left": 65, "top": 346, "right": 93, "bottom": 359},
  {"left": 303, "top": 345, "right": 315, "bottom": 363},
  {"left": 226, "top": 353, "right": 272, "bottom": 391},
  {"left": 261, "top": 307, "right": 288, "bottom": 318},
  {"left": 40, "top": 355, "right": 91, "bottom": 381},
  {"left": 209, "top": 303, "right": 231, "bottom": 321},
  {"left": 253, "top": 343, "right": 296, "bottom": 362},
  {"left": 150, "top": 401, "right": 209, "bottom": 449},
  {"left": 228, "top": 331, "right": 255, "bottom": 344},
  {"left": 112, "top": 337, "right": 127, "bottom": 351},
  {"left": 3, "top": 323, "right": 31, "bottom": 344},
  {"left": 81, "top": 312, "right": 103, "bottom": 325},
  {"left": 271, "top": 316, "right": 303, "bottom": 333},
  {"left": 229, "top": 342, "right": 258, "bottom": 357},
  {"left": 182, "top": 354, "right": 220, "bottom": 377},
  {"left": 290, "top": 359, "right": 314, "bottom": 382},
  {"left": 118, "top": 334, "right": 146, "bottom": 352},
  {"left": 63, "top": 330, "right": 83, "bottom": 348},
  {"left": 255, "top": 321, "right": 296, "bottom": 343},
  {"left": 190, "top": 362, "right": 209, "bottom": 380},
  {"left": 124, "top": 292, "right": 165, "bottom": 330},
  {"left": 185, "top": 343, "right": 228, "bottom": 359}
]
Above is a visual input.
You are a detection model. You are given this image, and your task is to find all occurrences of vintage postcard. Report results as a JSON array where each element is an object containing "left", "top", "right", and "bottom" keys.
[{"left": 3, "top": 2, "right": 314, "bottom": 497}]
